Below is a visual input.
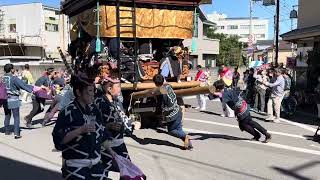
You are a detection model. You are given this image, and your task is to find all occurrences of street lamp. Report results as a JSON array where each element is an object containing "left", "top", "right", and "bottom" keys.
[
  {"left": 262, "top": 0, "right": 275, "bottom": 6},
  {"left": 290, "top": 5, "right": 298, "bottom": 19},
  {"left": 290, "top": 9, "right": 298, "bottom": 19},
  {"left": 289, "top": 5, "right": 298, "bottom": 57}
]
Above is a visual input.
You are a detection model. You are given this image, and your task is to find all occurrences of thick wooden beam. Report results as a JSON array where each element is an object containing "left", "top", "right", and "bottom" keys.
[
  {"left": 131, "top": 86, "right": 213, "bottom": 99},
  {"left": 121, "top": 81, "right": 200, "bottom": 90}
]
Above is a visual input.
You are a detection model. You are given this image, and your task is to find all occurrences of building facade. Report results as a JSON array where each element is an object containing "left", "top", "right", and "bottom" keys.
[
  {"left": 253, "top": 40, "right": 293, "bottom": 66},
  {"left": 281, "top": 0, "right": 320, "bottom": 89},
  {"left": 183, "top": 8, "right": 220, "bottom": 68},
  {"left": 0, "top": 3, "right": 68, "bottom": 65},
  {"left": 208, "top": 12, "right": 269, "bottom": 43}
]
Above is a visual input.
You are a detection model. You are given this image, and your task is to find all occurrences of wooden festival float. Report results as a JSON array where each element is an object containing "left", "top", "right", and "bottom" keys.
[{"left": 60, "top": 0, "right": 213, "bottom": 128}]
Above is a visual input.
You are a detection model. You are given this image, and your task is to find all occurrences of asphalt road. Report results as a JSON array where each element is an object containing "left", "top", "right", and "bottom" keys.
[{"left": 0, "top": 98, "right": 319, "bottom": 180}]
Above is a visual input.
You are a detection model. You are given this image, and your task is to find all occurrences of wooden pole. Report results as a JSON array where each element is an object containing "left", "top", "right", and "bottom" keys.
[{"left": 131, "top": 86, "right": 213, "bottom": 100}]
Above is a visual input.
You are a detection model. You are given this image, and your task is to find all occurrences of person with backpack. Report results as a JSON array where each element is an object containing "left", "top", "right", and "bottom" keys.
[{"left": 2, "top": 64, "right": 40, "bottom": 139}]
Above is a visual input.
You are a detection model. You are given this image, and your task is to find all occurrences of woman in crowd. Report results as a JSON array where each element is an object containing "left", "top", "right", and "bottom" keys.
[
  {"left": 95, "top": 75, "right": 133, "bottom": 172},
  {"left": 52, "top": 72, "right": 110, "bottom": 179}
]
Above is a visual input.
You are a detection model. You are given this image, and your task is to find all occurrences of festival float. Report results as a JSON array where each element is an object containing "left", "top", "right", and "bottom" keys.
[{"left": 60, "top": 0, "right": 213, "bottom": 128}]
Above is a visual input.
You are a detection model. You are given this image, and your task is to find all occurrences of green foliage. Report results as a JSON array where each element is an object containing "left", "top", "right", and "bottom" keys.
[{"left": 207, "top": 28, "right": 244, "bottom": 67}]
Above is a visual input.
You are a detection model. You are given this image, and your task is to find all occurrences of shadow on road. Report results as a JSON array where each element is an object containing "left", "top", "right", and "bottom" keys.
[
  {"left": 0, "top": 155, "right": 62, "bottom": 180},
  {"left": 130, "top": 134, "right": 184, "bottom": 150},
  {"left": 198, "top": 110, "right": 222, "bottom": 116},
  {"left": 303, "top": 135, "right": 320, "bottom": 144},
  {"left": 188, "top": 132, "right": 248, "bottom": 141},
  {"left": 128, "top": 144, "right": 269, "bottom": 180},
  {"left": 272, "top": 161, "right": 320, "bottom": 180}
]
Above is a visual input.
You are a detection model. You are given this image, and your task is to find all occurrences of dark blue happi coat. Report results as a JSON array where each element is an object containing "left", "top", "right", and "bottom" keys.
[
  {"left": 52, "top": 100, "right": 109, "bottom": 180},
  {"left": 95, "top": 96, "right": 132, "bottom": 172}
]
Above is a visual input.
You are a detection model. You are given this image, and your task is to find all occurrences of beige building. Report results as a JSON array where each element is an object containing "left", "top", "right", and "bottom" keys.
[
  {"left": 183, "top": 7, "right": 220, "bottom": 68},
  {"left": 0, "top": 3, "right": 68, "bottom": 65},
  {"left": 254, "top": 41, "right": 293, "bottom": 66}
]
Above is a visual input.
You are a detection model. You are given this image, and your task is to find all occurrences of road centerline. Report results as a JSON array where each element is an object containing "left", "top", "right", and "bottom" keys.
[{"left": 184, "top": 118, "right": 308, "bottom": 140}]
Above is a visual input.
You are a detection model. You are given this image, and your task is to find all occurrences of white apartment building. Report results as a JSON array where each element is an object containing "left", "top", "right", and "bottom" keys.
[
  {"left": 208, "top": 12, "right": 269, "bottom": 43},
  {"left": 0, "top": 2, "right": 68, "bottom": 64}
]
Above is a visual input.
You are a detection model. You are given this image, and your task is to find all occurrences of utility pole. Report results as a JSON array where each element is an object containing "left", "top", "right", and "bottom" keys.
[
  {"left": 275, "top": 0, "right": 280, "bottom": 66},
  {"left": 249, "top": 0, "right": 253, "bottom": 37},
  {"left": 247, "top": 0, "right": 254, "bottom": 64}
]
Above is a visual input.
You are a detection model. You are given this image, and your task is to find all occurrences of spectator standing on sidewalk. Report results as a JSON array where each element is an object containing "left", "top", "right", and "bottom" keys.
[
  {"left": 264, "top": 68, "right": 285, "bottom": 123},
  {"left": 195, "top": 65, "right": 208, "bottom": 110},
  {"left": 243, "top": 69, "right": 249, "bottom": 90},
  {"left": 232, "top": 66, "right": 240, "bottom": 89},
  {"left": 253, "top": 70, "right": 268, "bottom": 113},
  {"left": 282, "top": 69, "right": 292, "bottom": 98},
  {"left": 246, "top": 68, "right": 256, "bottom": 108}
]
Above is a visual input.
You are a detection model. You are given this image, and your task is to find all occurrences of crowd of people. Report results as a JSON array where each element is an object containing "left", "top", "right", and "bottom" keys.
[
  {"left": 1, "top": 62, "right": 195, "bottom": 179},
  {"left": 240, "top": 65, "right": 293, "bottom": 123},
  {"left": 1, "top": 61, "right": 320, "bottom": 179}
]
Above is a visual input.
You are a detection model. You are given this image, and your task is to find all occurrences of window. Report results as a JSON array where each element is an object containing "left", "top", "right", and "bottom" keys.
[
  {"left": 9, "top": 24, "right": 16, "bottom": 33},
  {"left": 240, "top": 34, "right": 249, "bottom": 38},
  {"left": 45, "top": 23, "right": 59, "bottom": 32},
  {"left": 218, "top": 26, "right": 225, "bottom": 29},
  {"left": 255, "top": 34, "right": 265, "bottom": 38},
  {"left": 227, "top": 25, "right": 238, "bottom": 30},
  {"left": 49, "top": 17, "right": 56, "bottom": 21},
  {"left": 240, "top": 25, "right": 250, "bottom": 29},
  {"left": 254, "top": 25, "right": 266, "bottom": 29}
]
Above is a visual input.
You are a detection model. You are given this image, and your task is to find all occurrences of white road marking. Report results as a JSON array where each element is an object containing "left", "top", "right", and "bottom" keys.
[
  {"left": 184, "top": 96, "right": 316, "bottom": 132},
  {"left": 310, "top": 144, "right": 320, "bottom": 149},
  {"left": 184, "top": 128, "right": 320, "bottom": 156},
  {"left": 279, "top": 118, "right": 316, "bottom": 133},
  {"left": 183, "top": 96, "right": 218, "bottom": 101},
  {"left": 185, "top": 118, "right": 307, "bottom": 139}
]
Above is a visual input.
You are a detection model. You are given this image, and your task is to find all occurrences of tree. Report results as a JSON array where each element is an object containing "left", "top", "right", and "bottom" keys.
[{"left": 207, "top": 28, "right": 244, "bottom": 67}]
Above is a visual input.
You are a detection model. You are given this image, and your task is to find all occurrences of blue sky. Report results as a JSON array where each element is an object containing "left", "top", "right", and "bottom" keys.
[{"left": 1, "top": 0, "right": 298, "bottom": 40}]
